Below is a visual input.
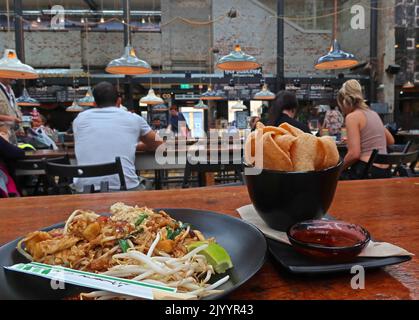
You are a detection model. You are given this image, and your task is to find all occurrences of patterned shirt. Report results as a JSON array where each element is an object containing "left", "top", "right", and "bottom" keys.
[{"left": 323, "top": 109, "right": 344, "bottom": 135}]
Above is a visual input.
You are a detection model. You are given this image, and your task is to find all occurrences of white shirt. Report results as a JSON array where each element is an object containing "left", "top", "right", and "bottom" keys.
[{"left": 73, "top": 107, "right": 151, "bottom": 191}]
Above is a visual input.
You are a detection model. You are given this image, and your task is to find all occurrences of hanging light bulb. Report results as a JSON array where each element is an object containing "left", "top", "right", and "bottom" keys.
[
  {"left": 78, "top": 87, "right": 95, "bottom": 106},
  {"left": 140, "top": 88, "right": 164, "bottom": 105},
  {"left": 106, "top": 45, "right": 151, "bottom": 75},
  {"left": 254, "top": 84, "right": 276, "bottom": 101},
  {"left": 194, "top": 100, "right": 208, "bottom": 110},
  {"left": 100, "top": 17, "right": 105, "bottom": 24},
  {"left": 36, "top": 16, "right": 41, "bottom": 23},
  {"left": 216, "top": 44, "right": 260, "bottom": 71},
  {"left": 141, "top": 18, "right": 146, "bottom": 24},
  {"left": 80, "top": 17, "right": 85, "bottom": 24},
  {"left": 200, "top": 86, "right": 226, "bottom": 100},
  {"left": 66, "top": 100, "right": 84, "bottom": 113},
  {"left": 0, "top": 49, "right": 38, "bottom": 79},
  {"left": 122, "top": 18, "right": 125, "bottom": 24},
  {"left": 16, "top": 88, "right": 40, "bottom": 107},
  {"left": 232, "top": 101, "right": 247, "bottom": 110}
]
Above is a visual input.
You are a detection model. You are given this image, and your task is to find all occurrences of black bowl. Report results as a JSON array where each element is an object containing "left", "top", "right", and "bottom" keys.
[
  {"left": 245, "top": 162, "right": 343, "bottom": 231},
  {"left": 287, "top": 220, "right": 371, "bottom": 261}
]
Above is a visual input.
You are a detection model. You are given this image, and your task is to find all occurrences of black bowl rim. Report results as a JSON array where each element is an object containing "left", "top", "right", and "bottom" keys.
[
  {"left": 244, "top": 160, "right": 343, "bottom": 175},
  {"left": 286, "top": 219, "right": 371, "bottom": 252}
]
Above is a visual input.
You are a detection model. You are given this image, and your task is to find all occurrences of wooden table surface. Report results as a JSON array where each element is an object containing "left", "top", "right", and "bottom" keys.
[{"left": 0, "top": 178, "right": 418, "bottom": 300}]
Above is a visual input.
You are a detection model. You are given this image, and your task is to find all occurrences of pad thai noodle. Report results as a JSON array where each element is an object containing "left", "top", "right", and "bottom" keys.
[{"left": 17, "top": 203, "right": 231, "bottom": 299}]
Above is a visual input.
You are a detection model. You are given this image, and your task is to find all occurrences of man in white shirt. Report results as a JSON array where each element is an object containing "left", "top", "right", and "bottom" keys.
[{"left": 73, "top": 82, "right": 161, "bottom": 192}]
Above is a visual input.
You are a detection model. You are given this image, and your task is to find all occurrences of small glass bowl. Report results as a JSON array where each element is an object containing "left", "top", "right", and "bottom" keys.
[{"left": 287, "top": 220, "right": 371, "bottom": 262}]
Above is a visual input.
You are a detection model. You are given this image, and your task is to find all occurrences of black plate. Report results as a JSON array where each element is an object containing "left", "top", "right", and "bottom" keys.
[
  {"left": 268, "top": 239, "right": 411, "bottom": 274},
  {"left": 0, "top": 209, "right": 267, "bottom": 300}
]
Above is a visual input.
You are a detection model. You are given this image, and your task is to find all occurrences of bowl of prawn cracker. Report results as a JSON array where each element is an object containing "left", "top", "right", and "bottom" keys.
[{"left": 244, "top": 122, "right": 343, "bottom": 231}]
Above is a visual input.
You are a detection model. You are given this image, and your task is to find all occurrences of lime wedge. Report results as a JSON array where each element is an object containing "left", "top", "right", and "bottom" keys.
[{"left": 186, "top": 241, "right": 233, "bottom": 274}]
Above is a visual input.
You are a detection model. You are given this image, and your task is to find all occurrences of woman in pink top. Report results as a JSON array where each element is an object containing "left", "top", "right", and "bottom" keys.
[{"left": 337, "top": 80, "right": 395, "bottom": 179}]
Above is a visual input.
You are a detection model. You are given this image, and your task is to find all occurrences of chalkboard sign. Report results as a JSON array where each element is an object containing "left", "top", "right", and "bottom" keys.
[{"left": 235, "top": 111, "right": 248, "bottom": 129}]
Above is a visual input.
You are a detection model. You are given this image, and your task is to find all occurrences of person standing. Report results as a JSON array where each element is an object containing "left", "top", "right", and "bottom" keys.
[
  {"left": 0, "top": 78, "right": 23, "bottom": 145},
  {"left": 168, "top": 105, "right": 190, "bottom": 137}
]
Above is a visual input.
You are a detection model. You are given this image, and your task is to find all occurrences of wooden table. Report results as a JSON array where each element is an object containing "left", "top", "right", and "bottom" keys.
[{"left": 0, "top": 178, "right": 418, "bottom": 300}]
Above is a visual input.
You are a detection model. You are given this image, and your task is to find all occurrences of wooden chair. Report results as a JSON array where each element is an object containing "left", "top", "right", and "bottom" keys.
[
  {"left": 45, "top": 157, "right": 127, "bottom": 194},
  {"left": 14, "top": 156, "right": 70, "bottom": 195},
  {"left": 362, "top": 149, "right": 419, "bottom": 179}
]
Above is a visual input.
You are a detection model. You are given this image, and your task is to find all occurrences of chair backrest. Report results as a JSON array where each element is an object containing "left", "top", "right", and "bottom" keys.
[
  {"left": 373, "top": 151, "right": 419, "bottom": 166},
  {"left": 387, "top": 141, "right": 412, "bottom": 154},
  {"left": 182, "top": 156, "right": 244, "bottom": 188},
  {"left": 363, "top": 149, "right": 419, "bottom": 179},
  {"left": 45, "top": 157, "right": 127, "bottom": 191},
  {"left": 14, "top": 156, "right": 70, "bottom": 176}
]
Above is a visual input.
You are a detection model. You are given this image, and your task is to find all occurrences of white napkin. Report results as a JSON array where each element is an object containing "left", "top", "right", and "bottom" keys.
[{"left": 237, "top": 204, "right": 414, "bottom": 258}]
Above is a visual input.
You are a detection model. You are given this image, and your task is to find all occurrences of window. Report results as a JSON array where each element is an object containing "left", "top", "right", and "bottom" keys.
[{"left": 285, "top": 0, "right": 333, "bottom": 31}]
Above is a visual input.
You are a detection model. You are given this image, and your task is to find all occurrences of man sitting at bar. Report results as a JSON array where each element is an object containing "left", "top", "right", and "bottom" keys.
[{"left": 73, "top": 82, "right": 162, "bottom": 192}]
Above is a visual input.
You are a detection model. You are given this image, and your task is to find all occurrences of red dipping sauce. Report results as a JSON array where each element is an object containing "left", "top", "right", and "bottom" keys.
[{"left": 287, "top": 220, "right": 371, "bottom": 261}]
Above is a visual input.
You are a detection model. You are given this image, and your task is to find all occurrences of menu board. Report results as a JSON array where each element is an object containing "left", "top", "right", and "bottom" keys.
[{"left": 235, "top": 111, "right": 249, "bottom": 129}]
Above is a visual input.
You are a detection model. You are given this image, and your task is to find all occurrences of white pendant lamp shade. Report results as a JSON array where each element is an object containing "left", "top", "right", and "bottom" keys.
[
  {"left": 254, "top": 84, "right": 276, "bottom": 100},
  {"left": 78, "top": 87, "right": 96, "bottom": 106},
  {"left": 201, "top": 86, "right": 226, "bottom": 101},
  {"left": 194, "top": 100, "right": 208, "bottom": 110},
  {"left": 232, "top": 101, "right": 247, "bottom": 110},
  {"left": 106, "top": 45, "right": 151, "bottom": 75},
  {"left": 16, "top": 88, "right": 40, "bottom": 107},
  {"left": 216, "top": 44, "right": 260, "bottom": 71},
  {"left": 66, "top": 100, "right": 84, "bottom": 113},
  {"left": 403, "top": 81, "right": 415, "bottom": 89},
  {"left": 0, "top": 49, "right": 38, "bottom": 79},
  {"left": 140, "top": 88, "right": 164, "bottom": 105}
]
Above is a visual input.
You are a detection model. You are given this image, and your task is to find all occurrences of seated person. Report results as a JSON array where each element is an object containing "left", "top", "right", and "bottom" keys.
[
  {"left": 0, "top": 128, "right": 25, "bottom": 197},
  {"left": 267, "top": 91, "right": 311, "bottom": 134},
  {"left": 337, "top": 80, "right": 395, "bottom": 179},
  {"left": 73, "top": 82, "right": 162, "bottom": 192},
  {"left": 32, "top": 114, "right": 58, "bottom": 142}
]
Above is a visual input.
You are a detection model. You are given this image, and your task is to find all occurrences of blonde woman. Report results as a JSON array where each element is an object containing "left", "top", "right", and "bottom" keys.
[{"left": 337, "top": 80, "right": 395, "bottom": 179}]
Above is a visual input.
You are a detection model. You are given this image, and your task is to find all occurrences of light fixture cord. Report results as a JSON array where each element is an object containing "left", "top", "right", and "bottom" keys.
[
  {"left": 6, "top": 0, "right": 11, "bottom": 43},
  {"left": 333, "top": 0, "right": 338, "bottom": 39},
  {"left": 85, "top": 18, "right": 91, "bottom": 88},
  {"left": 126, "top": 0, "right": 131, "bottom": 45}
]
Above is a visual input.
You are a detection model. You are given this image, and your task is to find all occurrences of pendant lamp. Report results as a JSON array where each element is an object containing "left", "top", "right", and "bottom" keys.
[
  {"left": 106, "top": 45, "right": 151, "bottom": 75},
  {"left": 232, "top": 101, "right": 247, "bottom": 110},
  {"left": 140, "top": 88, "right": 164, "bottom": 105},
  {"left": 66, "top": 100, "right": 84, "bottom": 113},
  {"left": 254, "top": 84, "right": 276, "bottom": 100},
  {"left": 78, "top": 87, "right": 95, "bottom": 106},
  {"left": 16, "top": 88, "right": 40, "bottom": 107},
  {"left": 0, "top": 49, "right": 38, "bottom": 79},
  {"left": 201, "top": 86, "right": 226, "bottom": 101},
  {"left": 194, "top": 100, "right": 208, "bottom": 110},
  {"left": 216, "top": 44, "right": 260, "bottom": 71},
  {"left": 314, "top": 0, "right": 358, "bottom": 70}
]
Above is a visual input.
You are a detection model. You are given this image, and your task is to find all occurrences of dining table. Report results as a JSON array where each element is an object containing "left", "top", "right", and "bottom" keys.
[
  {"left": 0, "top": 177, "right": 417, "bottom": 300},
  {"left": 23, "top": 144, "right": 244, "bottom": 189}
]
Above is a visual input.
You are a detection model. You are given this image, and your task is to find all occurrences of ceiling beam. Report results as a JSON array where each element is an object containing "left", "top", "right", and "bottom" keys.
[{"left": 83, "top": 0, "right": 98, "bottom": 10}]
